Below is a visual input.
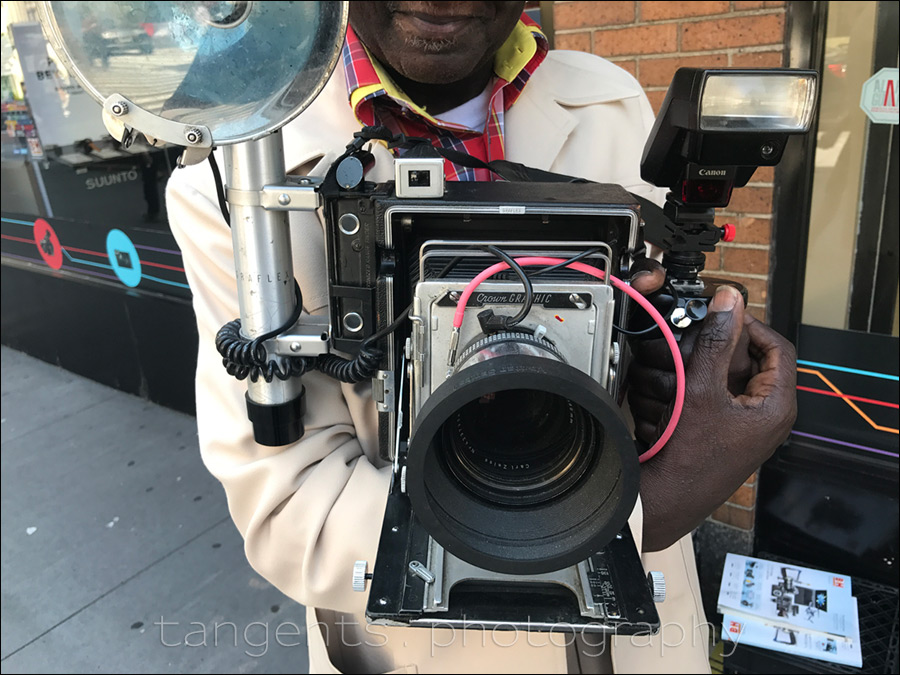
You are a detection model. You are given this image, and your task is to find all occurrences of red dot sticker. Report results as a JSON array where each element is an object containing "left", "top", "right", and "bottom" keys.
[{"left": 33, "top": 218, "right": 63, "bottom": 270}]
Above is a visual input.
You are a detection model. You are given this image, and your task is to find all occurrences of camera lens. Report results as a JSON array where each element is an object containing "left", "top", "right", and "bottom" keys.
[
  {"left": 443, "top": 389, "right": 597, "bottom": 507},
  {"left": 407, "top": 337, "right": 639, "bottom": 575}
]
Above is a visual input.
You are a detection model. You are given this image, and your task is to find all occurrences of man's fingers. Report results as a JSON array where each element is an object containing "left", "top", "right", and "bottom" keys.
[
  {"left": 632, "top": 323, "right": 701, "bottom": 371},
  {"left": 629, "top": 258, "right": 666, "bottom": 295},
  {"left": 741, "top": 315, "right": 797, "bottom": 402},
  {"left": 627, "top": 363, "right": 678, "bottom": 402},
  {"left": 635, "top": 419, "right": 661, "bottom": 445},
  {"left": 686, "top": 285, "right": 745, "bottom": 398},
  {"left": 629, "top": 393, "right": 671, "bottom": 424}
]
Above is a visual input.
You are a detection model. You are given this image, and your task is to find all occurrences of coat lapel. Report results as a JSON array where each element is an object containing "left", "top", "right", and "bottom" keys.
[{"left": 506, "top": 52, "right": 642, "bottom": 172}]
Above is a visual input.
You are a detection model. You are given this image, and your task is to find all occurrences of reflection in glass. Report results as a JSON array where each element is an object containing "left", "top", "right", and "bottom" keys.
[{"left": 801, "top": 1, "right": 877, "bottom": 330}]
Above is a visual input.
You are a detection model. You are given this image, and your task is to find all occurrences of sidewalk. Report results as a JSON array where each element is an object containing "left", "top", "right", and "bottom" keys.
[{"left": 0, "top": 346, "right": 309, "bottom": 673}]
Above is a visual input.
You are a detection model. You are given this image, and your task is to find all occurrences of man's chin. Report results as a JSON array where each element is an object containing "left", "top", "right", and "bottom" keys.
[{"left": 394, "top": 53, "right": 485, "bottom": 86}]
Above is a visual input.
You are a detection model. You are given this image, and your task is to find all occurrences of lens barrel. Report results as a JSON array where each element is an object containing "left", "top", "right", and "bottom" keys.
[{"left": 407, "top": 333, "right": 639, "bottom": 575}]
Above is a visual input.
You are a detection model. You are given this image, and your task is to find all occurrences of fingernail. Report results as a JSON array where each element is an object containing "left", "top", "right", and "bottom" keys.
[
  {"left": 630, "top": 270, "right": 653, "bottom": 282},
  {"left": 709, "top": 285, "right": 740, "bottom": 312}
]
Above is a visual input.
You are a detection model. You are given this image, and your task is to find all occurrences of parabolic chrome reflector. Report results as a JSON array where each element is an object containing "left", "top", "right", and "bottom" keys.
[{"left": 40, "top": 1, "right": 347, "bottom": 144}]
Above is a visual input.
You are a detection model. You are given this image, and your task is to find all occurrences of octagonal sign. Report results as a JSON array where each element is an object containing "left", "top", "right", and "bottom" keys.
[{"left": 860, "top": 67, "right": 899, "bottom": 125}]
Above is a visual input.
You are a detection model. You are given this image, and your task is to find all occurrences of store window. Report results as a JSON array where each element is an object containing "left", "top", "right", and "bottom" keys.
[
  {"left": 1, "top": 0, "right": 187, "bottom": 298},
  {"left": 785, "top": 0, "right": 899, "bottom": 457},
  {"left": 802, "top": 0, "right": 899, "bottom": 336}
]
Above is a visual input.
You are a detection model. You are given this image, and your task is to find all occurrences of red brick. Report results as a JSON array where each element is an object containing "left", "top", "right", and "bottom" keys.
[
  {"left": 732, "top": 50, "right": 784, "bottom": 68},
  {"left": 734, "top": 1, "right": 784, "bottom": 9},
  {"left": 641, "top": 1, "right": 730, "bottom": 21},
  {"left": 555, "top": 31, "right": 591, "bottom": 52},
  {"left": 612, "top": 59, "right": 637, "bottom": 77},
  {"left": 682, "top": 14, "right": 785, "bottom": 51},
  {"left": 727, "top": 484, "right": 757, "bottom": 508},
  {"left": 749, "top": 165, "right": 776, "bottom": 183},
  {"left": 744, "top": 470, "right": 759, "bottom": 486},
  {"left": 711, "top": 504, "right": 755, "bottom": 529},
  {"left": 729, "top": 186, "right": 773, "bottom": 214},
  {"left": 704, "top": 249, "right": 722, "bottom": 272},
  {"left": 593, "top": 23, "right": 678, "bottom": 57},
  {"left": 555, "top": 1, "right": 634, "bottom": 30},
  {"left": 735, "top": 276, "right": 768, "bottom": 305},
  {"left": 723, "top": 247, "right": 769, "bottom": 275},
  {"left": 736, "top": 216, "right": 772, "bottom": 245},
  {"left": 639, "top": 53, "right": 728, "bottom": 87},
  {"left": 646, "top": 89, "right": 668, "bottom": 114},
  {"left": 747, "top": 304, "right": 767, "bottom": 321}
]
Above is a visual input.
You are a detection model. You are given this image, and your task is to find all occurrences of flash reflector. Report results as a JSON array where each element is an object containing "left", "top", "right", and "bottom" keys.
[
  {"left": 40, "top": 1, "right": 347, "bottom": 147},
  {"left": 700, "top": 73, "right": 817, "bottom": 132}
]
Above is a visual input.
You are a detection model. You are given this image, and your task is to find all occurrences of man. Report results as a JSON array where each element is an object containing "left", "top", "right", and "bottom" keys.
[{"left": 167, "top": 2, "right": 797, "bottom": 672}]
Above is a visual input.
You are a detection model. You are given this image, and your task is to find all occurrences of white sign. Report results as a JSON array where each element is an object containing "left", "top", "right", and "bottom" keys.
[{"left": 860, "top": 67, "right": 899, "bottom": 125}]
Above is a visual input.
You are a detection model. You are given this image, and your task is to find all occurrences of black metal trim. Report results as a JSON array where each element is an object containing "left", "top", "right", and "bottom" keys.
[
  {"left": 870, "top": 124, "right": 899, "bottom": 334},
  {"left": 768, "top": 1, "right": 829, "bottom": 342},
  {"left": 848, "top": 0, "right": 900, "bottom": 333}
]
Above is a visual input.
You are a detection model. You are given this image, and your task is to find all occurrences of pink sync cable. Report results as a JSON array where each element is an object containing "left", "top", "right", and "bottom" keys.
[{"left": 452, "top": 256, "right": 684, "bottom": 463}]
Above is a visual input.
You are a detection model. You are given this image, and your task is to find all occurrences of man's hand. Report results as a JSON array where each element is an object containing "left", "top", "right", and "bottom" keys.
[{"left": 626, "top": 273, "right": 798, "bottom": 552}]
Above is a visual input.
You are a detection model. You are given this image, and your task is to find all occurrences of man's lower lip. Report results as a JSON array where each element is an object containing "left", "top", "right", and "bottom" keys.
[{"left": 395, "top": 13, "right": 474, "bottom": 38}]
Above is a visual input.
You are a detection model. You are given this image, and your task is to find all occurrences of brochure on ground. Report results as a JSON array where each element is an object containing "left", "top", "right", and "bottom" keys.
[{"left": 717, "top": 554, "right": 862, "bottom": 667}]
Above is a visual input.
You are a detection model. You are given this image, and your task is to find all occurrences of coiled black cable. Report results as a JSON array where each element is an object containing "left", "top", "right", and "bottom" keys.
[
  {"left": 314, "top": 349, "right": 383, "bottom": 383},
  {"left": 215, "top": 280, "right": 385, "bottom": 385}
]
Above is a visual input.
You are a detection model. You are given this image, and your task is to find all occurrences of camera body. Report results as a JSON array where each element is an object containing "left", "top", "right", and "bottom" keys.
[{"left": 325, "top": 159, "right": 662, "bottom": 633}]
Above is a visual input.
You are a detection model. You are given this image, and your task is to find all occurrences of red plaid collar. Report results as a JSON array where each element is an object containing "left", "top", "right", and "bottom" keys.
[{"left": 342, "top": 15, "right": 548, "bottom": 181}]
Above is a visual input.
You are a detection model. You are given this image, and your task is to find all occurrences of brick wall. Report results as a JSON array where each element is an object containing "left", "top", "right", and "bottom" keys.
[{"left": 553, "top": 1, "right": 789, "bottom": 531}]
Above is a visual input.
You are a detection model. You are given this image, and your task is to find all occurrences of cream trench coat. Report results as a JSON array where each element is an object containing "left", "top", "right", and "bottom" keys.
[{"left": 167, "top": 49, "right": 711, "bottom": 674}]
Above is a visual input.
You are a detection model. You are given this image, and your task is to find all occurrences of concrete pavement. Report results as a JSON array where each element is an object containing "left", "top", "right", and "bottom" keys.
[{"left": 0, "top": 346, "right": 310, "bottom": 673}]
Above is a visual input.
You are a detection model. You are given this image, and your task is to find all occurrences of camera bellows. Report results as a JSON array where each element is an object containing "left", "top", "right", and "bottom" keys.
[{"left": 407, "top": 334, "right": 639, "bottom": 575}]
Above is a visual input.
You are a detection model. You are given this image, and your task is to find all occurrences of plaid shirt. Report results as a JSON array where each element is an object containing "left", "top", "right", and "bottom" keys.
[{"left": 343, "top": 15, "right": 548, "bottom": 182}]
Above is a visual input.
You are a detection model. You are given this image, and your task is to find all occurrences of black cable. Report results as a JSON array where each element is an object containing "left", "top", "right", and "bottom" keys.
[
  {"left": 363, "top": 306, "right": 411, "bottom": 347},
  {"left": 612, "top": 322, "right": 661, "bottom": 337},
  {"left": 208, "top": 152, "right": 230, "bottom": 226},
  {"left": 215, "top": 282, "right": 309, "bottom": 383},
  {"left": 482, "top": 245, "right": 533, "bottom": 327},
  {"left": 527, "top": 248, "right": 602, "bottom": 277},
  {"left": 613, "top": 296, "right": 677, "bottom": 338},
  {"left": 362, "top": 249, "right": 468, "bottom": 350}
]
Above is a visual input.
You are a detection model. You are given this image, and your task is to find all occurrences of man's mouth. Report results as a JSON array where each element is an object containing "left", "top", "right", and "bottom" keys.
[{"left": 394, "top": 11, "right": 478, "bottom": 39}]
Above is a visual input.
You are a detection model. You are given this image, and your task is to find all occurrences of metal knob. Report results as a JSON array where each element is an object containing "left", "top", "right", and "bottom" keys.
[
  {"left": 352, "top": 560, "right": 371, "bottom": 592},
  {"left": 184, "top": 128, "right": 204, "bottom": 145},
  {"left": 648, "top": 571, "right": 666, "bottom": 603}
]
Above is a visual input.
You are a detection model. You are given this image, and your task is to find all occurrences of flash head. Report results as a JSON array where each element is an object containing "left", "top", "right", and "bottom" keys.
[
  {"left": 641, "top": 68, "right": 818, "bottom": 195},
  {"left": 39, "top": 1, "right": 348, "bottom": 153}
]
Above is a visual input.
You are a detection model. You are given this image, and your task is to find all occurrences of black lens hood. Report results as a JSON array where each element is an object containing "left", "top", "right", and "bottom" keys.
[{"left": 407, "top": 354, "right": 639, "bottom": 575}]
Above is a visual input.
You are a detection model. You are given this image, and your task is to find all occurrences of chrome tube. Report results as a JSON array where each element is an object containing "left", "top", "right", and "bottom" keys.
[{"left": 223, "top": 131, "right": 302, "bottom": 407}]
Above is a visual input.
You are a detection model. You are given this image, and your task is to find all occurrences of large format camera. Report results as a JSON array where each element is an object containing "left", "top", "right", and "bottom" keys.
[
  {"left": 41, "top": 0, "right": 817, "bottom": 639},
  {"left": 326, "top": 165, "right": 653, "bottom": 632}
]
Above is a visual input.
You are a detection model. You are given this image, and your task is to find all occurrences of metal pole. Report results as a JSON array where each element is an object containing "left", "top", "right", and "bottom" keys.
[{"left": 223, "top": 131, "right": 304, "bottom": 442}]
